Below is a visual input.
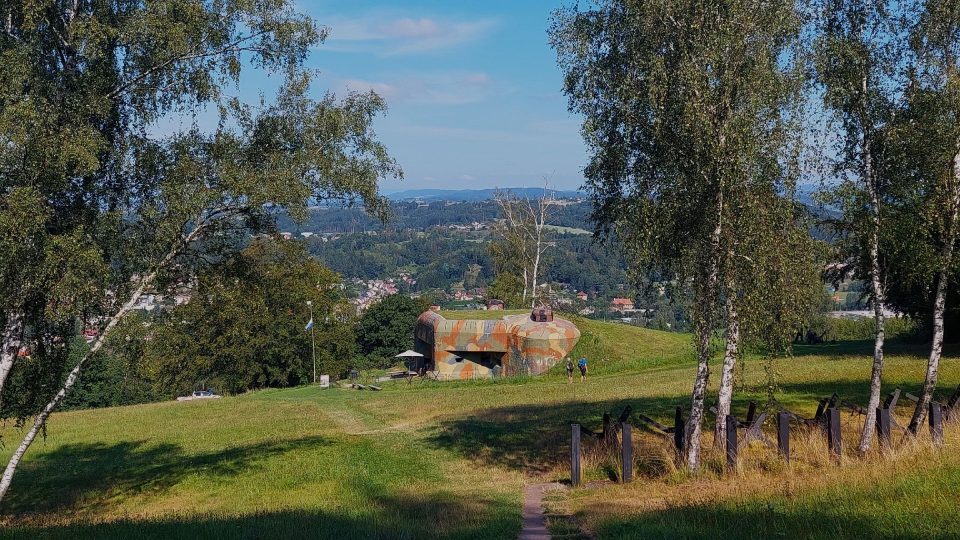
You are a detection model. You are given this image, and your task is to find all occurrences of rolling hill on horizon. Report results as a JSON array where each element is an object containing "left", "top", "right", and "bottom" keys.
[{"left": 386, "top": 187, "right": 585, "bottom": 201}]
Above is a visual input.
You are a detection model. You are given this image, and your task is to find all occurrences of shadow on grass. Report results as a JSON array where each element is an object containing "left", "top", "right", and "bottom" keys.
[
  {"left": 774, "top": 378, "right": 960, "bottom": 415},
  {"left": 586, "top": 499, "right": 901, "bottom": 540},
  {"left": 4, "top": 436, "right": 331, "bottom": 516},
  {"left": 790, "top": 338, "right": 941, "bottom": 359},
  {"left": 425, "top": 373, "right": 954, "bottom": 475},
  {"left": 426, "top": 396, "right": 692, "bottom": 474},
  {"left": 5, "top": 492, "right": 518, "bottom": 540},
  {"left": 3, "top": 435, "right": 523, "bottom": 539}
]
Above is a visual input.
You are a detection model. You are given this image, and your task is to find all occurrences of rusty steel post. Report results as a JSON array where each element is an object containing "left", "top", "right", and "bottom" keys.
[
  {"left": 571, "top": 423, "right": 582, "bottom": 486},
  {"left": 777, "top": 412, "right": 790, "bottom": 463},
  {"left": 827, "top": 407, "right": 841, "bottom": 462},
  {"left": 621, "top": 422, "right": 633, "bottom": 483},
  {"left": 930, "top": 402, "right": 944, "bottom": 447},
  {"left": 725, "top": 414, "right": 738, "bottom": 472},
  {"left": 876, "top": 407, "right": 891, "bottom": 450}
]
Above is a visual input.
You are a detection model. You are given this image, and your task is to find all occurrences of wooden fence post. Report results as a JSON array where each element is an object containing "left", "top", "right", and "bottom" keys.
[
  {"left": 930, "top": 402, "right": 944, "bottom": 447},
  {"left": 777, "top": 411, "right": 790, "bottom": 463},
  {"left": 827, "top": 407, "right": 841, "bottom": 462},
  {"left": 571, "top": 423, "right": 581, "bottom": 486},
  {"left": 725, "top": 414, "right": 738, "bottom": 472},
  {"left": 621, "top": 422, "right": 633, "bottom": 483},
  {"left": 674, "top": 406, "right": 685, "bottom": 454},
  {"left": 876, "top": 407, "right": 891, "bottom": 449}
]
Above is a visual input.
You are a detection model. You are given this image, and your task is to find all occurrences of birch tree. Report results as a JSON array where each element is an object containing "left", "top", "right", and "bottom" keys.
[
  {"left": 492, "top": 189, "right": 555, "bottom": 307},
  {"left": 0, "top": 0, "right": 325, "bottom": 415},
  {"left": 0, "top": 1, "right": 400, "bottom": 502},
  {"left": 552, "top": 0, "right": 805, "bottom": 469},
  {"left": 895, "top": 0, "right": 960, "bottom": 434},
  {"left": 814, "top": 0, "right": 911, "bottom": 452}
]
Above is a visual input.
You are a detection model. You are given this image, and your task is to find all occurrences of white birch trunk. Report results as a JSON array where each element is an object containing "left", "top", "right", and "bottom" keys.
[
  {"left": 494, "top": 188, "right": 552, "bottom": 308},
  {"left": 522, "top": 268, "right": 529, "bottom": 303},
  {"left": 0, "top": 213, "right": 211, "bottom": 503},
  {"left": 0, "top": 311, "right": 24, "bottom": 397},
  {"left": 859, "top": 125, "right": 886, "bottom": 453},
  {"left": 531, "top": 249, "right": 540, "bottom": 308},
  {"left": 714, "top": 292, "right": 739, "bottom": 447},
  {"left": 0, "top": 275, "right": 152, "bottom": 501},
  {"left": 687, "top": 193, "right": 724, "bottom": 471},
  {"left": 908, "top": 151, "right": 960, "bottom": 434}
]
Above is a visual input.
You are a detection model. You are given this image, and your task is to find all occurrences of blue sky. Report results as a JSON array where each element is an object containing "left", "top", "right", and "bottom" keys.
[{"left": 295, "top": 1, "right": 587, "bottom": 192}]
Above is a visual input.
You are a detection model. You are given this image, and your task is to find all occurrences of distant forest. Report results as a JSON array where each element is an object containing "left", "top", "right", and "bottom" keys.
[
  {"left": 277, "top": 199, "right": 594, "bottom": 234},
  {"left": 280, "top": 198, "right": 633, "bottom": 302},
  {"left": 304, "top": 227, "right": 630, "bottom": 298}
]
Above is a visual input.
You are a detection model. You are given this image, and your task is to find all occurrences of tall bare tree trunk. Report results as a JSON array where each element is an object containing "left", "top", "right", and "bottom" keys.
[
  {"left": 531, "top": 249, "right": 540, "bottom": 307},
  {"left": 859, "top": 129, "right": 886, "bottom": 453},
  {"left": 714, "top": 290, "right": 739, "bottom": 447},
  {"left": 493, "top": 189, "right": 552, "bottom": 307},
  {"left": 529, "top": 187, "right": 550, "bottom": 308},
  {"left": 687, "top": 192, "right": 724, "bottom": 470},
  {"left": 522, "top": 268, "right": 529, "bottom": 303},
  {"left": 908, "top": 152, "right": 960, "bottom": 434},
  {"left": 0, "top": 312, "right": 24, "bottom": 397}
]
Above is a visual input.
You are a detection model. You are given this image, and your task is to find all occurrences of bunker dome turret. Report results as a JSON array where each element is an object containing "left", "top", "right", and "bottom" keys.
[{"left": 413, "top": 307, "right": 580, "bottom": 379}]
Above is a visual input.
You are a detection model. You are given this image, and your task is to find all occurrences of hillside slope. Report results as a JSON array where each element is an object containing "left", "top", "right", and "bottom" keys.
[
  {"left": 442, "top": 310, "right": 692, "bottom": 373},
  {"left": 2, "top": 319, "right": 959, "bottom": 539}
]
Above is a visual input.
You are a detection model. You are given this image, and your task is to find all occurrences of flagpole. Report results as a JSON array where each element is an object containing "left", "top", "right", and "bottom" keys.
[{"left": 307, "top": 300, "right": 316, "bottom": 384}]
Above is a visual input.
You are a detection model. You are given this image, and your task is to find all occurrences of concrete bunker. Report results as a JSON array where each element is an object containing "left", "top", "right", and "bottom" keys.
[{"left": 412, "top": 307, "right": 580, "bottom": 379}]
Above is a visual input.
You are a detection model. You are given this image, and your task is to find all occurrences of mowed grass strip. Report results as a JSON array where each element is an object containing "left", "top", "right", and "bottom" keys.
[{"left": 1, "top": 319, "right": 960, "bottom": 538}]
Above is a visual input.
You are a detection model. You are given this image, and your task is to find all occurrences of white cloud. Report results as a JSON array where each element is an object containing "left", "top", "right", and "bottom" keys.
[
  {"left": 382, "top": 18, "right": 440, "bottom": 39},
  {"left": 459, "top": 174, "right": 476, "bottom": 181},
  {"left": 396, "top": 124, "right": 537, "bottom": 144},
  {"left": 340, "top": 72, "right": 494, "bottom": 105},
  {"left": 321, "top": 15, "right": 496, "bottom": 56},
  {"left": 463, "top": 73, "right": 491, "bottom": 86},
  {"left": 341, "top": 78, "right": 397, "bottom": 99}
]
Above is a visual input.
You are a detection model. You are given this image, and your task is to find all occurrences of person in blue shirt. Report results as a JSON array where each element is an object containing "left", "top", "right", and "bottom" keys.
[{"left": 577, "top": 357, "right": 588, "bottom": 382}]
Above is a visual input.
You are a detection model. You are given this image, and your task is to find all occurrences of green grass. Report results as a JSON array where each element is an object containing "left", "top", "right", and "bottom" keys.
[
  {"left": 443, "top": 309, "right": 691, "bottom": 374},
  {"left": 2, "top": 319, "right": 959, "bottom": 539}
]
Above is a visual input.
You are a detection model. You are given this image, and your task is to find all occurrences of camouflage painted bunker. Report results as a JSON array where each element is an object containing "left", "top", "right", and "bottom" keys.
[{"left": 413, "top": 308, "right": 580, "bottom": 379}]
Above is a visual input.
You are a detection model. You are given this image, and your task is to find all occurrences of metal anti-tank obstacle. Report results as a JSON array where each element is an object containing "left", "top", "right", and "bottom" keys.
[{"left": 569, "top": 387, "right": 958, "bottom": 485}]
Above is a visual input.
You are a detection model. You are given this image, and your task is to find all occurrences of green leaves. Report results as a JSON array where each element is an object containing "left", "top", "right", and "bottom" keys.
[
  {"left": 144, "top": 238, "right": 352, "bottom": 395},
  {"left": 355, "top": 295, "right": 429, "bottom": 368},
  {"left": 0, "top": 0, "right": 401, "bottom": 419},
  {"left": 551, "top": 0, "right": 814, "bottom": 336}
]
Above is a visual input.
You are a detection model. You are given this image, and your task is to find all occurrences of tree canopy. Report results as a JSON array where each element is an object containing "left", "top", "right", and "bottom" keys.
[
  {"left": 551, "top": 0, "right": 815, "bottom": 468},
  {"left": 0, "top": 0, "right": 401, "bottom": 501},
  {"left": 144, "top": 238, "right": 354, "bottom": 395},
  {"left": 355, "top": 294, "right": 429, "bottom": 368}
]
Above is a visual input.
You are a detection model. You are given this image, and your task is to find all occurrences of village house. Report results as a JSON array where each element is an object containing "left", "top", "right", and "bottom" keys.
[{"left": 610, "top": 297, "right": 636, "bottom": 313}]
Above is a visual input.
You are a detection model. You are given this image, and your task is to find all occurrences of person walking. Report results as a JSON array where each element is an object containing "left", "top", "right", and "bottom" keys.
[
  {"left": 565, "top": 357, "right": 574, "bottom": 384},
  {"left": 577, "top": 357, "right": 588, "bottom": 382}
]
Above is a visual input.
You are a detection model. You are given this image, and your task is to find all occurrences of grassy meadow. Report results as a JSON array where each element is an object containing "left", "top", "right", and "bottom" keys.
[{"left": 1, "top": 313, "right": 959, "bottom": 538}]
